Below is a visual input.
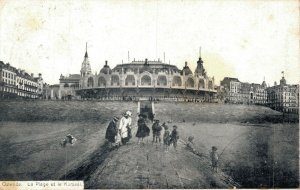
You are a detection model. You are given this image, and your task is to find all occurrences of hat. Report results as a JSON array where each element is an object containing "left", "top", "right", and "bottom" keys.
[
  {"left": 212, "top": 146, "right": 217, "bottom": 151},
  {"left": 125, "top": 111, "right": 132, "bottom": 117},
  {"left": 113, "top": 116, "right": 120, "bottom": 121},
  {"left": 154, "top": 119, "right": 160, "bottom": 122},
  {"left": 163, "top": 125, "right": 168, "bottom": 129},
  {"left": 173, "top": 125, "right": 177, "bottom": 129}
]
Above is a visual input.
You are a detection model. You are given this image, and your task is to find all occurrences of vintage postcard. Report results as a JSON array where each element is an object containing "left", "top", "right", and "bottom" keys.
[{"left": 0, "top": 0, "right": 299, "bottom": 189}]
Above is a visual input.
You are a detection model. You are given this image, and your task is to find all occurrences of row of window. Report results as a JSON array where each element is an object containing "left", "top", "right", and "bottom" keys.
[
  {"left": 0, "top": 86, "right": 39, "bottom": 97},
  {"left": 1, "top": 71, "right": 39, "bottom": 88},
  {"left": 0, "top": 86, "right": 17, "bottom": 93},
  {"left": 2, "top": 70, "right": 15, "bottom": 80}
]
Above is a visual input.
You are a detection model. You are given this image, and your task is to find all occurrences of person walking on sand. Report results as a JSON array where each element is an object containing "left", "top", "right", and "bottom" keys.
[
  {"left": 136, "top": 114, "right": 150, "bottom": 144},
  {"left": 105, "top": 116, "right": 119, "bottom": 148},
  {"left": 210, "top": 146, "right": 219, "bottom": 173},
  {"left": 169, "top": 125, "right": 179, "bottom": 151},
  {"left": 152, "top": 119, "right": 162, "bottom": 143},
  {"left": 118, "top": 111, "right": 132, "bottom": 145},
  {"left": 163, "top": 124, "right": 171, "bottom": 152}
]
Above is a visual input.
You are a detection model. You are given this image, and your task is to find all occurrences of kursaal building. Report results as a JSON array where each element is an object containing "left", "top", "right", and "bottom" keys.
[{"left": 77, "top": 47, "right": 216, "bottom": 101}]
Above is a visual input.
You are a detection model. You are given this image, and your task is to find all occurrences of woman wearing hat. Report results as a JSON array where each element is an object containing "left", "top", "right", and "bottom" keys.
[
  {"left": 105, "top": 116, "right": 119, "bottom": 147},
  {"left": 118, "top": 111, "right": 132, "bottom": 145},
  {"left": 136, "top": 114, "right": 150, "bottom": 144}
]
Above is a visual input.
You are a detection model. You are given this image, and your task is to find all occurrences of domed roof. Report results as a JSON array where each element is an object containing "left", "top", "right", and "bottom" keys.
[
  {"left": 181, "top": 61, "right": 193, "bottom": 75},
  {"left": 100, "top": 61, "right": 112, "bottom": 74}
]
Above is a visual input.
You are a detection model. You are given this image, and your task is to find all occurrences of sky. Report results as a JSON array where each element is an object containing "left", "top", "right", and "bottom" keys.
[{"left": 0, "top": 0, "right": 299, "bottom": 85}]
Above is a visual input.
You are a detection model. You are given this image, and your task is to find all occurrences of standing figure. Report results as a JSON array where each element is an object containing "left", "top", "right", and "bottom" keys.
[
  {"left": 210, "top": 146, "right": 219, "bottom": 173},
  {"left": 169, "top": 125, "right": 179, "bottom": 150},
  {"left": 118, "top": 111, "right": 132, "bottom": 145},
  {"left": 163, "top": 125, "right": 170, "bottom": 152},
  {"left": 125, "top": 111, "right": 132, "bottom": 142},
  {"left": 152, "top": 119, "right": 162, "bottom": 143},
  {"left": 136, "top": 114, "right": 150, "bottom": 144},
  {"left": 105, "top": 116, "right": 120, "bottom": 148}
]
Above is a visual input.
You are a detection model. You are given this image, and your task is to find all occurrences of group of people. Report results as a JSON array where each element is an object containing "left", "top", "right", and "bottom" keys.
[
  {"left": 105, "top": 111, "right": 218, "bottom": 172},
  {"left": 136, "top": 114, "right": 179, "bottom": 152},
  {"left": 105, "top": 111, "right": 179, "bottom": 152},
  {"left": 105, "top": 110, "right": 133, "bottom": 147}
]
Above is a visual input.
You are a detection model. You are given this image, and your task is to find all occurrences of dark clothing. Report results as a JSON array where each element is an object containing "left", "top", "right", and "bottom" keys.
[
  {"left": 152, "top": 122, "right": 162, "bottom": 143},
  {"left": 127, "top": 126, "right": 132, "bottom": 139},
  {"left": 122, "top": 137, "right": 129, "bottom": 145},
  {"left": 136, "top": 118, "right": 150, "bottom": 138},
  {"left": 170, "top": 129, "right": 179, "bottom": 147},
  {"left": 105, "top": 121, "right": 118, "bottom": 143},
  {"left": 152, "top": 123, "right": 162, "bottom": 136}
]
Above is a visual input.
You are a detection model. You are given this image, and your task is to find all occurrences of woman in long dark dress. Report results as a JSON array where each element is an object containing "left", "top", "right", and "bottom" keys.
[
  {"left": 136, "top": 114, "right": 150, "bottom": 144},
  {"left": 105, "top": 116, "right": 119, "bottom": 147}
]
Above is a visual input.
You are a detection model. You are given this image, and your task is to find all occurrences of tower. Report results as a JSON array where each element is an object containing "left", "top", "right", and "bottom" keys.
[
  {"left": 194, "top": 47, "right": 206, "bottom": 77},
  {"left": 80, "top": 42, "right": 92, "bottom": 77}
]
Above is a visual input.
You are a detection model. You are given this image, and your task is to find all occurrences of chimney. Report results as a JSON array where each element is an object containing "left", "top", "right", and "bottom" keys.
[
  {"left": 185, "top": 61, "right": 188, "bottom": 67},
  {"left": 105, "top": 60, "right": 108, "bottom": 66}
]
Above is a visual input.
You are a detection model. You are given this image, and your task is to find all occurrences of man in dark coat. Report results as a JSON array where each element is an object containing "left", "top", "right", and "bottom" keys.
[{"left": 105, "top": 116, "right": 120, "bottom": 147}]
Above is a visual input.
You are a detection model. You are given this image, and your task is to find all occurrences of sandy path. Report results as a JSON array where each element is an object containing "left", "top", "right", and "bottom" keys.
[{"left": 65, "top": 138, "right": 238, "bottom": 189}]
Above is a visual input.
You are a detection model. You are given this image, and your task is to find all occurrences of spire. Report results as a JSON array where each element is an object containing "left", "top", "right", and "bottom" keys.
[
  {"left": 85, "top": 42, "right": 88, "bottom": 58},
  {"left": 199, "top": 46, "right": 201, "bottom": 58},
  {"left": 80, "top": 42, "right": 91, "bottom": 77}
]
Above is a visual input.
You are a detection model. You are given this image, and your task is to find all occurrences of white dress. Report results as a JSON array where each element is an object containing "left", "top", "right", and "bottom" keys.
[{"left": 118, "top": 116, "right": 131, "bottom": 138}]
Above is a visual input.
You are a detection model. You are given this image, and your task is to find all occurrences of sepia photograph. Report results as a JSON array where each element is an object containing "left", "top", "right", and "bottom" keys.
[{"left": 0, "top": 0, "right": 299, "bottom": 189}]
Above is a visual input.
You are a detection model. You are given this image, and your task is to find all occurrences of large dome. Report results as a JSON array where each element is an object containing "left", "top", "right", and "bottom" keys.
[
  {"left": 181, "top": 61, "right": 193, "bottom": 75},
  {"left": 100, "top": 61, "right": 112, "bottom": 74}
]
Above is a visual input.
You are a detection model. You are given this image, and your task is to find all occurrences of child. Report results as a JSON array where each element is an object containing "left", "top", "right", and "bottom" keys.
[
  {"left": 210, "top": 146, "right": 219, "bottom": 173},
  {"left": 169, "top": 125, "right": 179, "bottom": 151},
  {"left": 60, "top": 134, "right": 76, "bottom": 147},
  {"left": 152, "top": 119, "right": 162, "bottom": 143},
  {"left": 163, "top": 125, "right": 170, "bottom": 152}
]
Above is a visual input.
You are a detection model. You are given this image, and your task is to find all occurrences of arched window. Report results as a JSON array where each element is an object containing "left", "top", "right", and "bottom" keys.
[
  {"left": 157, "top": 75, "right": 167, "bottom": 86},
  {"left": 98, "top": 76, "right": 106, "bottom": 87},
  {"left": 87, "top": 77, "right": 94, "bottom": 87},
  {"left": 141, "top": 75, "right": 151, "bottom": 86},
  {"left": 186, "top": 77, "right": 194, "bottom": 88},
  {"left": 172, "top": 76, "right": 182, "bottom": 86},
  {"left": 111, "top": 75, "right": 120, "bottom": 86},
  {"left": 208, "top": 81, "right": 213, "bottom": 89},
  {"left": 64, "top": 83, "right": 69, "bottom": 88},
  {"left": 199, "top": 79, "right": 205, "bottom": 89},
  {"left": 125, "top": 75, "right": 135, "bottom": 86}
]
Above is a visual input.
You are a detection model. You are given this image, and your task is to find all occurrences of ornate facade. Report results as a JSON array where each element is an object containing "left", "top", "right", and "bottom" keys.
[
  {"left": 77, "top": 47, "right": 216, "bottom": 101},
  {"left": 220, "top": 77, "right": 267, "bottom": 105},
  {"left": 0, "top": 61, "right": 43, "bottom": 99},
  {"left": 267, "top": 76, "right": 299, "bottom": 113}
]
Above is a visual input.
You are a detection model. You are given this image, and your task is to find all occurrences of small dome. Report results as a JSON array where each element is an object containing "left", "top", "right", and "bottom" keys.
[
  {"left": 100, "top": 61, "right": 112, "bottom": 74},
  {"left": 262, "top": 80, "right": 267, "bottom": 88},
  {"left": 181, "top": 61, "right": 193, "bottom": 75}
]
